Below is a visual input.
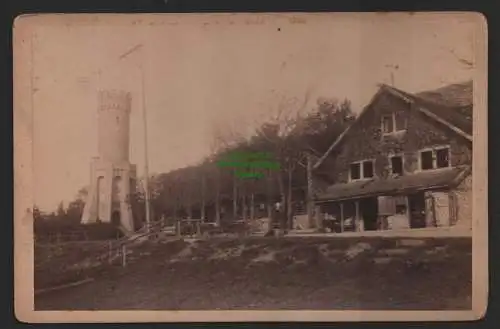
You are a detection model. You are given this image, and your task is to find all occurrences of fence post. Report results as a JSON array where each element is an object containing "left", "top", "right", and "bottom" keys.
[
  {"left": 121, "top": 244, "right": 127, "bottom": 267},
  {"left": 196, "top": 220, "right": 201, "bottom": 237},
  {"left": 176, "top": 219, "right": 181, "bottom": 238},
  {"left": 108, "top": 241, "right": 113, "bottom": 264}
]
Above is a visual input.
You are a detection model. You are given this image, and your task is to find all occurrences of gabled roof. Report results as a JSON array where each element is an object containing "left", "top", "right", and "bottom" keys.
[{"left": 313, "top": 81, "right": 473, "bottom": 171}]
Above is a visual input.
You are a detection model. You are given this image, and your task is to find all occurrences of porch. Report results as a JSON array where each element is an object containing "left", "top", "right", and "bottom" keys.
[{"left": 314, "top": 166, "right": 471, "bottom": 234}]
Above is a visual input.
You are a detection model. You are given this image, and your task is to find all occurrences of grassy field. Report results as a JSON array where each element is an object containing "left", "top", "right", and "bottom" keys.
[{"left": 35, "top": 236, "right": 472, "bottom": 310}]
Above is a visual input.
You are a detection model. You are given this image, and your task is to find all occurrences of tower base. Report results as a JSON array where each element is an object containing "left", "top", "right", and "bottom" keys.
[{"left": 81, "top": 157, "right": 137, "bottom": 234}]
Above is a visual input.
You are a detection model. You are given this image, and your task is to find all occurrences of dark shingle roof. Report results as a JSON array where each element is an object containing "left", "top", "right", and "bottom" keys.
[
  {"left": 416, "top": 80, "right": 473, "bottom": 107},
  {"left": 315, "top": 166, "right": 470, "bottom": 202}
]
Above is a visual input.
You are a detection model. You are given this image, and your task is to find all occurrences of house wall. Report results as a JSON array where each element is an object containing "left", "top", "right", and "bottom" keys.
[
  {"left": 453, "top": 173, "right": 472, "bottom": 228},
  {"left": 322, "top": 92, "right": 472, "bottom": 184},
  {"left": 431, "top": 191, "right": 451, "bottom": 227}
]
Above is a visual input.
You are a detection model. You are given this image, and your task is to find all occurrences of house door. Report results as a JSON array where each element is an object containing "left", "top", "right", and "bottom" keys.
[
  {"left": 360, "top": 198, "right": 378, "bottom": 231},
  {"left": 408, "top": 192, "right": 427, "bottom": 228}
]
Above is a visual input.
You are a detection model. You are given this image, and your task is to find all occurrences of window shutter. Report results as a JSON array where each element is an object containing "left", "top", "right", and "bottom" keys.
[
  {"left": 378, "top": 196, "right": 396, "bottom": 215},
  {"left": 393, "top": 195, "right": 406, "bottom": 206}
]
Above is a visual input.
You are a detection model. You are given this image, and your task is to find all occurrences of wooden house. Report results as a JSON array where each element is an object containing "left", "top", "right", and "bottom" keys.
[{"left": 312, "top": 81, "right": 473, "bottom": 232}]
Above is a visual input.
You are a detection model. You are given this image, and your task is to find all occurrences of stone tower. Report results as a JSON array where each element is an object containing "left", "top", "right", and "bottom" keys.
[{"left": 81, "top": 90, "right": 137, "bottom": 233}]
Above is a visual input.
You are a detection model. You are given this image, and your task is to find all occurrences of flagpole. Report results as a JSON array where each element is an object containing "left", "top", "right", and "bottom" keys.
[
  {"left": 30, "top": 33, "right": 34, "bottom": 115},
  {"left": 118, "top": 43, "right": 150, "bottom": 232},
  {"left": 30, "top": 33, "right": 35, "bottom": 199},
  {"left": 140, "top": 59, "right": 151, "bottom": 232},
  {"left": 385, "top": 64, "right": 399, "bottom": 86}
]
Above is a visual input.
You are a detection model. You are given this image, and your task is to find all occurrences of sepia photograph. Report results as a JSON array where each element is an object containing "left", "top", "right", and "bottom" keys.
[{"left": 13, "top": 12, "right": 487, "bottom": 322}]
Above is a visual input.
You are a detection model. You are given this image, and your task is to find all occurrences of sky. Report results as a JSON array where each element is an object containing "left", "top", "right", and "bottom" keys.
[{"left": 26, "top": 13, "right": 477, "bottom": 211}]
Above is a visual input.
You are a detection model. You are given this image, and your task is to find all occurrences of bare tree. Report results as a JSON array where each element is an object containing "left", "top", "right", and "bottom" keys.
[
  {"left": 251, "top": 90, "right": 313, "bottom": 231},
  {"left": 208, "top": 119, "right": 249, "bottom": 224}
]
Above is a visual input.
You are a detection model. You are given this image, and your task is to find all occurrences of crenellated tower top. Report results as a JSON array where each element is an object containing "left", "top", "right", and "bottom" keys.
[{"left": 98, "top": 89, "right": 132, "bottom": 113}]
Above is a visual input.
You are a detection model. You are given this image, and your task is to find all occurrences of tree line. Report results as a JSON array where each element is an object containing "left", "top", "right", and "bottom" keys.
[
  {"left": 34, "top": 96, "right": 357, "bottom": 234},
  {"left": 138, "top": 96, "right": 356, "bottom": 230}
]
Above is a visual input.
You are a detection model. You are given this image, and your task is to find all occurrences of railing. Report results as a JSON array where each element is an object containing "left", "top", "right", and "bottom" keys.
[{"left": 110, "top": 218, "right": 169, "bottom": 250}]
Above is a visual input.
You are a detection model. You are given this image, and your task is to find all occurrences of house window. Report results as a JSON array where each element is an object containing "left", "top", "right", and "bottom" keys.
[
  {"left": 395, "top": 204, "right": 407, "bottom": 214},
  {"left": 350, "top": 160, "right": 375, "bottom": 181},
  {"left": 350, "top": 163, "right": 361, "bottom": 180},
  {"left": 381, "top": 115, "right": 394, "bottom": 134},
  {"left": 394, "top": 111, "right": 406, "bottom": 131},
  {"left": 381, "top": 111, "right": 406, "bottom": 135},
  {"left": 363, "top": 161, "right": 374, "bottom": 178},
  {"left": 420, "top": 147, "right": 451, "bottom": 170},
  {"left": 390, "top": 155, "right": 404, "bottom": 175},
  {"left": 420, "top": 151, "right": 434, "bottom": 170},
  {"left": 436, "top": 148, "right": 450, "bottom": 168}
]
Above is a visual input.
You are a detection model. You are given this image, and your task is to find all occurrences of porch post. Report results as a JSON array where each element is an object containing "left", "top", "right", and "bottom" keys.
[
  {"left": 314, "top": 205, "right": 322, "bottom": 229},
  {"left": 250, "top": 193, "right": 255, "bottom": 221},
  {"left": 405, "top": 195, "right": 411, "bottom": 228},
  {"left": 233, "top": 169, "right": 238, "bottom": 220},
  {"left": 340, "top": 202, "right": 344, "bottom": 233},
  {"left": 242, "top": 194, "right": 247, "bottom": 221},
  {"left": 355, "top": 200, "right": 361, "bottom": 232},
  {"left": 201, "top": 174, "right": 206, "bottom": 222},
  {"left": 306, "top": 153, "right": 315, "bottom": 228}
]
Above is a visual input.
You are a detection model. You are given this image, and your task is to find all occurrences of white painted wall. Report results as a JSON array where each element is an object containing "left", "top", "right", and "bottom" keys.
[
  {"left": 81, "top": 90, "right": 136, "bottom": 233},
  {"left": 97, "top": 90, "right": 132, "bottom": 163}
]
